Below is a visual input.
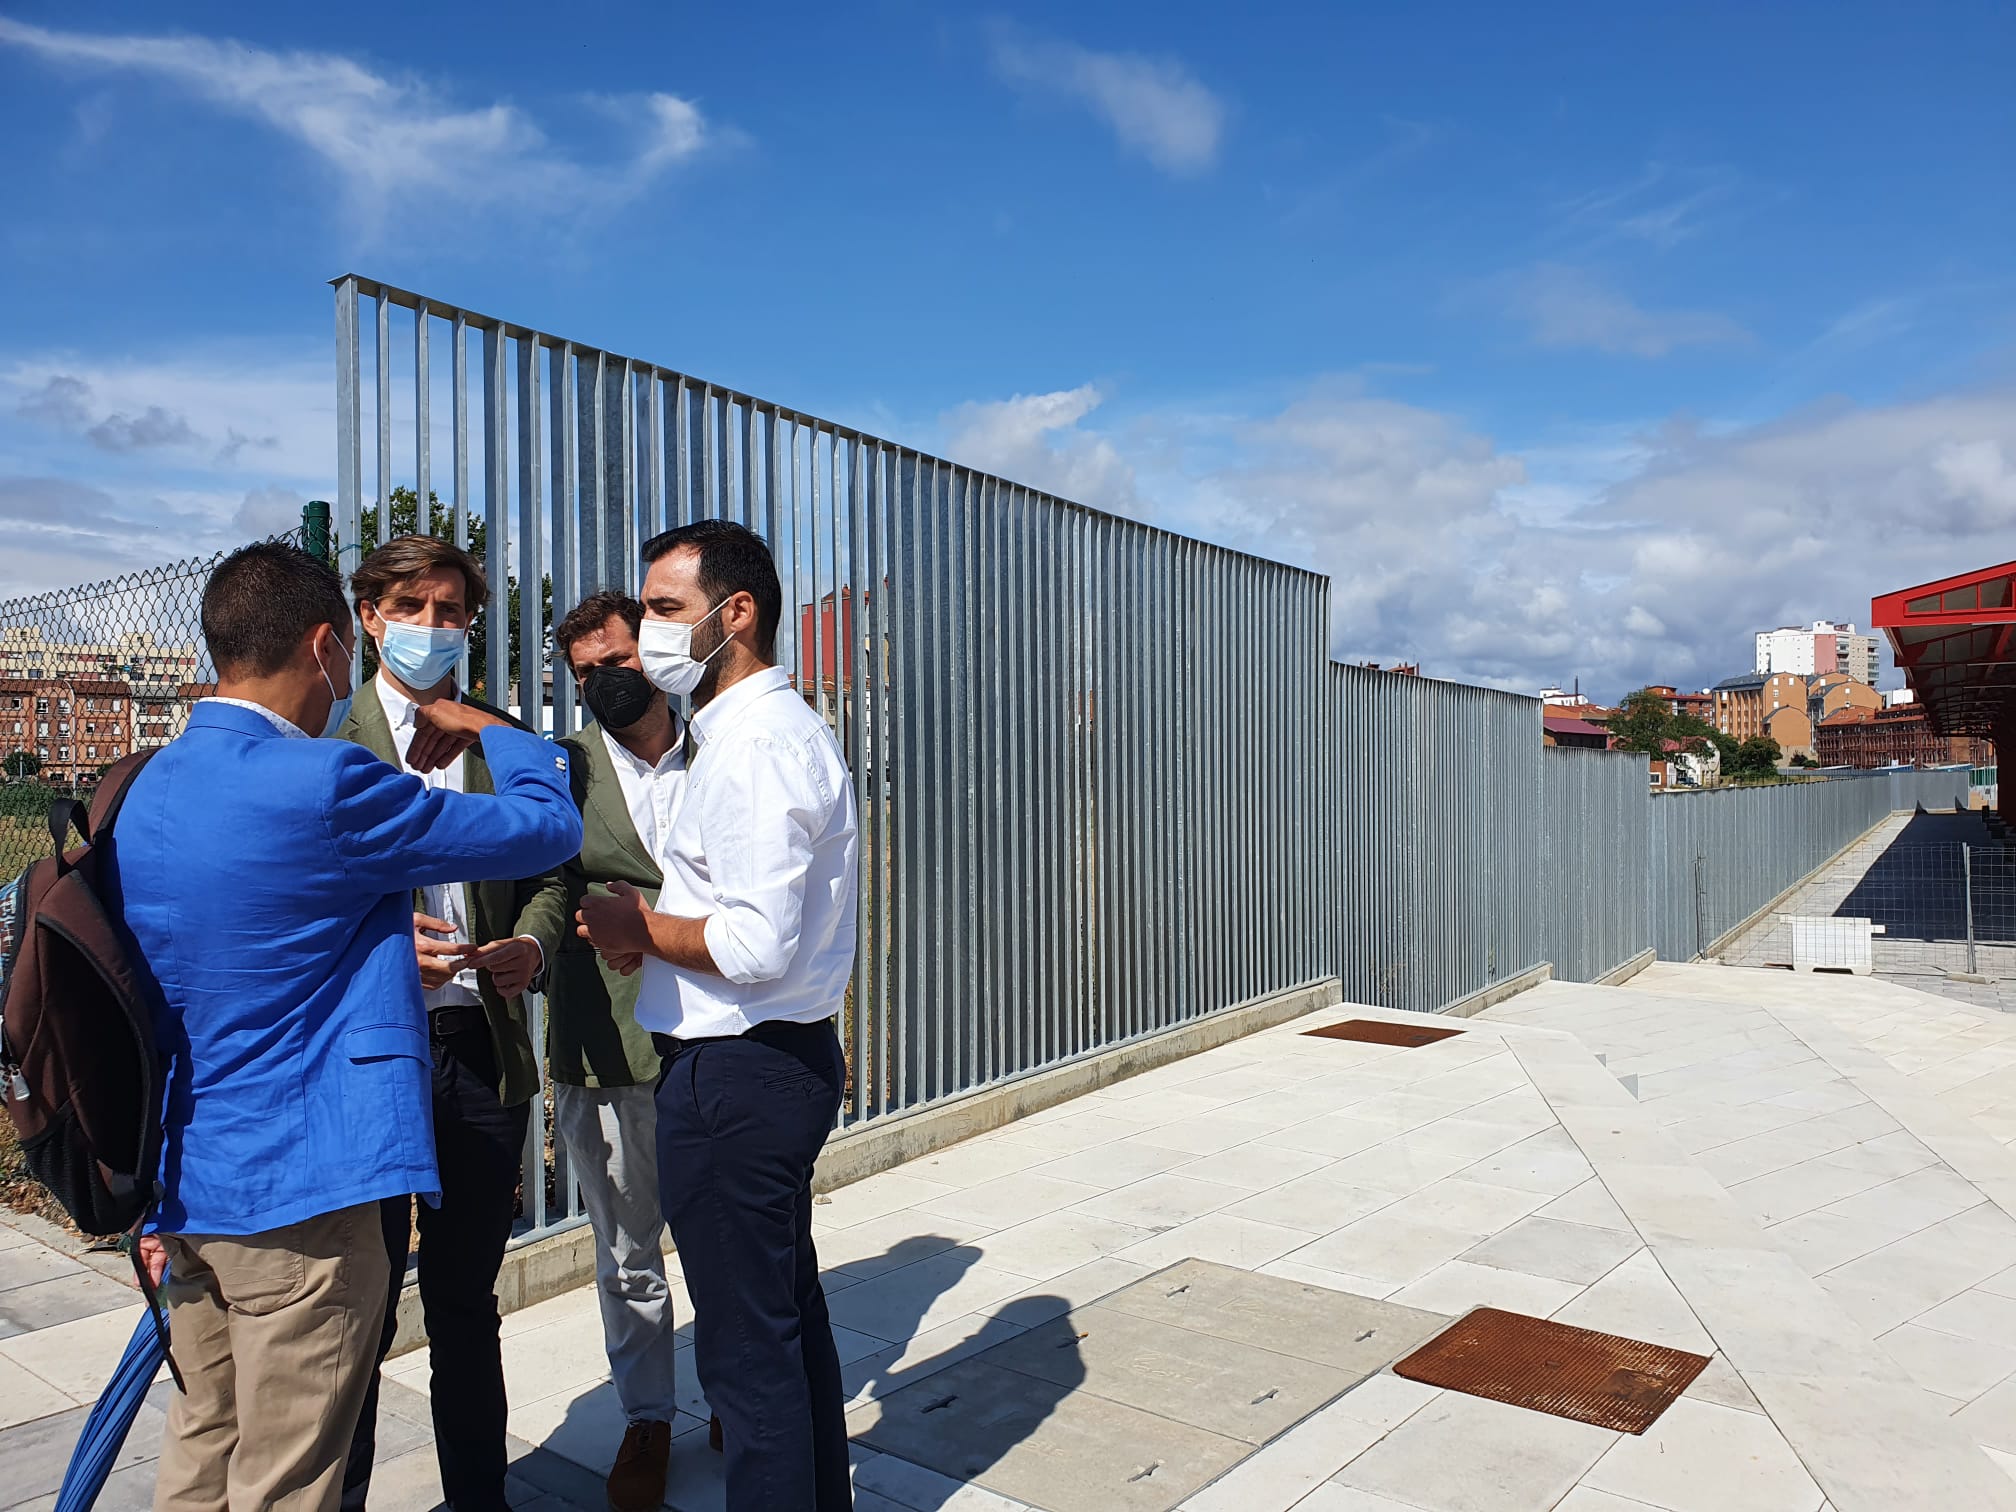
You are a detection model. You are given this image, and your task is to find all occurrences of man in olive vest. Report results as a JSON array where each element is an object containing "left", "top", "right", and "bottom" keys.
[
  {"left": 516, "top": 590, "right": 687, "bottom": 1512},
  {"left": 337, "top": 535, "right": 554, "bottom": 1512}
]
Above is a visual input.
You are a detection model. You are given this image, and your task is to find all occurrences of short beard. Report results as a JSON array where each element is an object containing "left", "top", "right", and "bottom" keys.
[{"left": 689, "top": 611, "right": 727, "bottom": 706}]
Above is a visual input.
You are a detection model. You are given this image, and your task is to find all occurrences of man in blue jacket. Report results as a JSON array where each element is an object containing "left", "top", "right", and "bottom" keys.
[{"left": 112, "top": 541, "right": 581, "bottom": 1512}]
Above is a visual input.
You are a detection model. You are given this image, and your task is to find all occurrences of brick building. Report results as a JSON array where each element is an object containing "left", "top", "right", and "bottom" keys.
[
  {"left": 1711, "top": 671, "right": 1814, "bottom": 755},
  {"left": 1815, "top": 704, "right": 1992, "bottom": 770},
  {"left": 0, "top": 676, "right": 137, "bottom": 787}
]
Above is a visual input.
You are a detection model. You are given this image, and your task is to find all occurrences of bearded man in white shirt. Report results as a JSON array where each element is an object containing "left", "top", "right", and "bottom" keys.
[{"left": 577, "top": 519, "right": 857, "bottom": 1512}]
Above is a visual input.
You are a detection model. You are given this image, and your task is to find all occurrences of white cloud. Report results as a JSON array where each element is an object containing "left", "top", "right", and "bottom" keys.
[
  {"left": 939, "top": 377, "right": 2016, "bottom": 698},
  {"left": 1508, "top": 265, "right": 1750, "bottom": 358},
  {"left": 991, "top": 31, "right": 1224, "bottom": 175},
  {"left": 4, "top": 355, "right": 328, "bottom": 482},
  {"left": 0, "top": 19, "right": 722, "bottom": 231},
  {"left": 940, "top": 385, "right": 1139, "bottom": 511}
]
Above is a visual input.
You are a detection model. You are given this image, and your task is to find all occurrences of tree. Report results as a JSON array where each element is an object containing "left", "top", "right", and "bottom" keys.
[
  {"left": 1606, "top": 689, "right": 1677, "bottom": 756},
  {"left": 1727, "top": 735, "right": 1784, "bottom": 781},
  {"left": 353, "top": 487, "right": 553, "bottom": 703},
  {"left": 2, "top": 751, "right": 41, "bottom": 780}
]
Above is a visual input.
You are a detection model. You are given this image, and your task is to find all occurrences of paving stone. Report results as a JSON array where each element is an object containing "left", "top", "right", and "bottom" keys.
[
  {"left": 0, "top": 1398, "right": 165, "bottom": 1506},
  {"left": 1461, "top": 1215, "right": 1642, "bottom": 1286},
  {"left": 1331, "top": 1389, "right": 1616, "bottom": 1512},
  {"left": 0, "top": 1272, "right": 137, "bottom": 1340}
]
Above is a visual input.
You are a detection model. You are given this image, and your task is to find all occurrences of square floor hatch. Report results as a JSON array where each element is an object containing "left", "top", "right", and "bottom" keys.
[
  {"left": 1393, "top": 1306, "right": 1709, "bottom": 1434},
  {"left": 849, "top": 1259, "right": 1448, "bottom": 1512},
  {"left": 1303, "top": 1017, "right": 1465, "bottom": 1048}
]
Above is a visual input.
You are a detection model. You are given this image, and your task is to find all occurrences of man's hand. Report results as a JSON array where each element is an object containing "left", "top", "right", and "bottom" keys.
[
  {"left": 577, "top": 879, "right": 654, "bottom": 965},
  {"left": 604, "top": 952, "right": 644, "bottom": 977},
  {"left": 408, "top": 700, "right": 509, "bottom": 775},
  {"left": 414, "top": 912, "right": 469, "bottom": 990},
  {"left": 464, "top": 935, "right": 542, "bottom": 998},
  {"left": 136, "top": 1233, "right": 167, "bottom": 1289}
]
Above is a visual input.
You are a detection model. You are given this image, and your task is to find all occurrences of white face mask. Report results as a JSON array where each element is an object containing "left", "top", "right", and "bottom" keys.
[{"left": 637, "top": 602, "right": 729, "bottom": 697}]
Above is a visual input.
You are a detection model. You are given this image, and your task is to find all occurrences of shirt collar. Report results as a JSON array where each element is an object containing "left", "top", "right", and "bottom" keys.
[
  {"left": 689, "top": 665, "right": 791, "bottom": 749},
  {"left": 201, "top": 696, "right": 310, "bottom": 739},
  {"left": 375, "top": 671, "right": 458, "bottom": 731},
  {"left": 601, "top": 722, "right": 684, "bottom": 774}
]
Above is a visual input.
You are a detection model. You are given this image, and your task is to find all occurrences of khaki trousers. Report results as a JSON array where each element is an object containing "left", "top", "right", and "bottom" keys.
[{"left": 154, "top": 1201, "right": 390, "bottom": 1512}]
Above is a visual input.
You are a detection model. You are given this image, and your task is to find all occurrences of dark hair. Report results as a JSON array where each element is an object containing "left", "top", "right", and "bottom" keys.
[
  {"left": 640, "top": 519, "right": 781, "bottom": 661},
  {"left": 202, "top": 542, "right": 350, "bottom": 677},
  {"left": 348, "top": 533, "right": 489, "bottom": 613},
  {"left": 553, "top": 590, "right": 644, "bottom": 670}
]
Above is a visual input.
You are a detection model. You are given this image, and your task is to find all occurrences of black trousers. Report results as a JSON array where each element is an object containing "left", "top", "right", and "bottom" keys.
[
  {"left": 343, "top": 1024, "right": 530, "bottom": 1512},
  {"left": 656, "top": 1019, "right": 852, "bottom": 1512}
]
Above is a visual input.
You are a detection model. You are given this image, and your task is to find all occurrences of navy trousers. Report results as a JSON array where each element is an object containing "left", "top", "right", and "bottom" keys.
[
  {"left": 655, "top": 1019, "right": 852, "bottom": 1512},
  {"left": 343, "top": 1025, "right": 528, "bottom": 1512}
]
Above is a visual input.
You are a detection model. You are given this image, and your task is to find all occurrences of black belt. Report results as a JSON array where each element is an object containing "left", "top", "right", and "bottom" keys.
[
  {"left": 430, "top": 1005, "right": 488, "bottom": 1043},
  {"left": 652, "top": 1020, "right": 826, "bottom": 1058}
]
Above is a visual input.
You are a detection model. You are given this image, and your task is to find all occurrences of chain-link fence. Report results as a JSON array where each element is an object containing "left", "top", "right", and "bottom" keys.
[
  {"left": 0, "top": 527, "right": 307, "bottom": 881},
  {"left": 1720, "top": 809, "right": 2016, "bottom": 982}
]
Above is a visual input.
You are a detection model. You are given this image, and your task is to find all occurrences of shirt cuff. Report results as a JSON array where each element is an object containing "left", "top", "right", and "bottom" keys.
[
  {"left": 701, "top": 913, "right": 758, "bottom": 985},
  {"left": 517, "top": 934, "right": 545, "bottom": 974}
]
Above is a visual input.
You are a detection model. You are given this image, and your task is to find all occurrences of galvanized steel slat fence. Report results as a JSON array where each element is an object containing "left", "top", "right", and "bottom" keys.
[
  {"left": 327, "top": 275, "right": 1974, "bottom": 1247},
  {"left": 333, "top": 277, "right": 1336, "bottom": 1241}
]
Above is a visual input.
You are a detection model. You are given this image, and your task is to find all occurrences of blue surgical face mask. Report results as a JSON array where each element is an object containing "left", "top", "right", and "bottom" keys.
[
  {"left": 377, "top": 620, "right": 467, "bottom": 691},
  {"left": 315, "top": 639, "right": 354, "bottom": 738}
]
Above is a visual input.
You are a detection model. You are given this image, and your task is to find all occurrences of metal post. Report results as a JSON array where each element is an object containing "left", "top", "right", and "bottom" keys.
[
  {"left": 1693, "top": 854, "right": 1708, "bottom": 959},
  {"left": 1965, "top": 843, "right": 1978, "bottom": 975},
  {"left": 302, "top": 500, "right": 331, "bottom": 564}
]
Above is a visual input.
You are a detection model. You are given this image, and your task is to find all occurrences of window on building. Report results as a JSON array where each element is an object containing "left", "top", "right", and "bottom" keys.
[
  {"left": 37, "top": 722, "right": 48, "bottom": 737},
  {"left": 86, "top": 745, "right": 96, "bottom": 759}
]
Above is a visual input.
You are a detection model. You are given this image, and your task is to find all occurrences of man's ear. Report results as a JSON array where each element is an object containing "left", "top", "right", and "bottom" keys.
[
  {"left": 726, "top": 590, "right": 759, "bottom": 639},
  {"left": 357, "top": 599, "right": 383, "bottom": 639}
]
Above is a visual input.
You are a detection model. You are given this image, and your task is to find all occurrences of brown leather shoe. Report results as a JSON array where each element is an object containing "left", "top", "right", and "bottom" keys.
[
  {"left": 708, "top": 1413, "right": 724, "bottom": 1453},
  {"left": 606, "top": 1419, "right": 671, "bottom": 1512}
]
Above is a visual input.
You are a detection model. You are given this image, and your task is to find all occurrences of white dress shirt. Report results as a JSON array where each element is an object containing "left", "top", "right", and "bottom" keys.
[
  {"left": 201, "top": 696, "right": 310, "bottom": 739},
  {"left": 600, "top": 723, "right": 686, "bottom": 868},
  {"left": 635, "top": 665, "right": 859, "bottom": 1039},
  {"left": 376, "top": 675, "right": 484, "bottom": 1009}
]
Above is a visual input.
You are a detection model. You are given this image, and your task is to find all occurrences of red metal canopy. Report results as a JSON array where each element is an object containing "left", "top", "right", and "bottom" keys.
[{"left": 1873, "top": 561, "right": 2016, "bottom": 739}]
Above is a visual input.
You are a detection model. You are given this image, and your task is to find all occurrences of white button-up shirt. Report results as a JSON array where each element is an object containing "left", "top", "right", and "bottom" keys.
[
  {"left": 376, "top": 675, "right": 484, "bottom": 1009},
  {"left": 600, "top": 723, "right": 686, "bottom": 868},
  {"left": 635, "top": 665, "right": 859, "bottom": 1039},
  {"left": 201, "top": 696, "right": 309, "bottom": 739}
]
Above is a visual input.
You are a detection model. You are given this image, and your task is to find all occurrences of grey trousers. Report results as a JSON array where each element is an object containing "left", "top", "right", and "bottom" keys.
[{"left": 551, "top": 1080, "right": 682, "bottom": 1424}]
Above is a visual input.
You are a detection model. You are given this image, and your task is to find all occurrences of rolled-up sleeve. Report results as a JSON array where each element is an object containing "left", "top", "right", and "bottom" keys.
[{"left": 697, "top": 731, "right": 834, "bottom": 984}]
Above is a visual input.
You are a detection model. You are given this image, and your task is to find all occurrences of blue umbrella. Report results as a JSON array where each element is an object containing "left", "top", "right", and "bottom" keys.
[{"left": 55, "top": 1259, "right": 179, "bottom": 1512}]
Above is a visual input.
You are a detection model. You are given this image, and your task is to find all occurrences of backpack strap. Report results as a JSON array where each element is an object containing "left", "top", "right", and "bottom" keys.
[
  {"left": 87, "top": 749, "right": 159, "bottom": 840},
  {"left": 48, "top": 750, "right": 158, "bottom": 877}
]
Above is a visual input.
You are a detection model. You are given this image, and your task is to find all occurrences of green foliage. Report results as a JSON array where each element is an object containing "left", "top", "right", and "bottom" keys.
[
  {"left": 1609, "top": 689, "right": 1719, "bottom": 763},
  {"left": 0, "top": 780, "right": 57, "bottom": 820},
  {"left": 353, "top": 487, "right": 553, "bottom": 703},
  {"left": 1, "top": 751, "right": 41, "bottom": 780},
  {"left": 1728, "top": 735, "right": 1784, "bottom": 781},
  {"left": 1606, "top": 688, "right": 1676, "bottom": 756}
]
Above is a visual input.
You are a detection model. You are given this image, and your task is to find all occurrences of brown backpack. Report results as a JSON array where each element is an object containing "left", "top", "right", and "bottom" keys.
[{"left": 0, "top": 750, "right": 166, "bottom": 1238}]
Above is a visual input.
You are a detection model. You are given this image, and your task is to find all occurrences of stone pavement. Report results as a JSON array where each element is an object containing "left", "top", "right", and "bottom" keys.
[{"left": 9, "top": 964, "right": 2016, "bottom": 1508}]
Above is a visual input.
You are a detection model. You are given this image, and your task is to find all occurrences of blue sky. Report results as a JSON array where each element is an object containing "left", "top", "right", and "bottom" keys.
[{"left": 2, "top": 1, "right": 2012, "bottom": 696}]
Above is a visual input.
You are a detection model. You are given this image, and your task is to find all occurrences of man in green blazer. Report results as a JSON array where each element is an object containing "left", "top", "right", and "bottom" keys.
[
  {"left": 336, "top": 535, "right": 555, "bottom": 1512},
  {"left": 516, "top": 590, "right": 688, "bottom": 1512}
]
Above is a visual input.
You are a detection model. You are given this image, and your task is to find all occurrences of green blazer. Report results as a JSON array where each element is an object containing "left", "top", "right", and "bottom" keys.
[
  {"left": 337, "top": 681, "right": 549, "bottom": 1108},
  {"left": 515, "top": 720, "right": 668, "bottom": 1087}
]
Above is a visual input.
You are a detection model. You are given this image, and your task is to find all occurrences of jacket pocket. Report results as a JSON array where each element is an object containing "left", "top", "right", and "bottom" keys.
[{"left": 345, "top": 1023, "right": 430, "bottom": 1063}]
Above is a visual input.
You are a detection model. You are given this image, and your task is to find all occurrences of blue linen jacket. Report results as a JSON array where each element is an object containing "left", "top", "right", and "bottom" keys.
[{"left": 109, "top": 701, "right": 581, "bottom": 1236}]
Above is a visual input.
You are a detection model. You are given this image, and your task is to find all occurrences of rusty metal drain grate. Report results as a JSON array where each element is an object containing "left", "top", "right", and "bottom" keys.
[
  {"left": 1393, "top": 1308, "right": 1709, "bottom": 1434},
  {"left": 1302, "top": 1018, "right": 1464, "bottom": 1048}
]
